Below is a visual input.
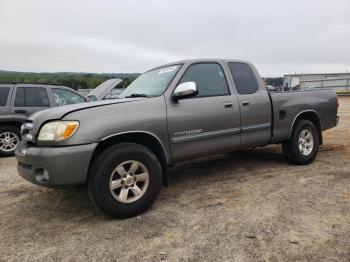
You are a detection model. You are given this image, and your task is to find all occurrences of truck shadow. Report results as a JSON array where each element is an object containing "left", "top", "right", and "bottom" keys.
[
  {"left": 9, "top": 145, "right": 323, "bottom": 222},
  {"left": 168, "top": 145, "right": 287, "bottom": 186},
  {"left": 0, "top": 155, "right": 15, "bottom": 159}
]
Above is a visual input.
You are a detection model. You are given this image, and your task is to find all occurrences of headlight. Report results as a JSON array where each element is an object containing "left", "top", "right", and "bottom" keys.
[{"left": 38, "top": 121, "right": 79, "bottom": 141}]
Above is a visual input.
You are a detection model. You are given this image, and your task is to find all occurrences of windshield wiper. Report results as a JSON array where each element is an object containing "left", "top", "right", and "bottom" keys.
[{"left": 124, "top": 93, "right": 149, "bottom": 98}]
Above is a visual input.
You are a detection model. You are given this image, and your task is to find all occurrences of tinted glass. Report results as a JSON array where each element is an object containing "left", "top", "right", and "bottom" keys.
[
  {"left": 14, "top": 87, "right": 25, "bottom": 107},
  {"left": 179, "top": 63, "right": 229, "bottom": 97},
  {"left": 228, "top": 63, "right": 259, "bottom": 94},
  {"left": 15, "top": 87, "right": 50, "bottom": 107},
  {"left": 0, "top": 87, "right": 10, "bottom": 106},
  {"left": 52, "top": 88, "right": 85, "bottom": 106}
]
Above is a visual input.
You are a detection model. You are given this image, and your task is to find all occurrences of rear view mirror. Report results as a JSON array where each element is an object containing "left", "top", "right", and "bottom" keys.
[{"left": 172, "top": 82, "right": 198, "bottom": 101}]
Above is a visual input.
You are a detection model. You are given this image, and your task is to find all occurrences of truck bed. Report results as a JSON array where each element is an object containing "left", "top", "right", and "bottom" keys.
[{"left": 269, "top": 89, "right": 338, "bottom": 143}]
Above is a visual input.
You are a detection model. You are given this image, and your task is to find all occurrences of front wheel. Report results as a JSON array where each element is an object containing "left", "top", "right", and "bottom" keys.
[
  {"left": 282, "top": 120, "right": 319, "bottom": 165},
  {"left": 87, "top": 143, "right": 162, "bottom": 218}
]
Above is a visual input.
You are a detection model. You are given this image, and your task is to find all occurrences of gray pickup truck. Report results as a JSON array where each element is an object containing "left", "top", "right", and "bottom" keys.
[{"left": 15, "top": 59, "right": 339, "bottom": 218}]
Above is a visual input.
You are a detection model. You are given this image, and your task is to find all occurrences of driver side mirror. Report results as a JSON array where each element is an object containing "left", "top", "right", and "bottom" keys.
[{"left": 172, "top": 82, "right": 198, "bottom": 101}]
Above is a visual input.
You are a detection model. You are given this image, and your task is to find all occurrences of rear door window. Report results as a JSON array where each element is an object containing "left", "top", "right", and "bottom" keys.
[
  {"left": 14, "top": 87, "right": 25, "bottom": 107},
  {"left": 0, "top": 87, "right": 10, "bottom": 106},
  {"left": 228, "top": 63, "right": 259, "bottom": 94},
  {"left": 15, "top": 87, "right": 50, "bottom": 107}
]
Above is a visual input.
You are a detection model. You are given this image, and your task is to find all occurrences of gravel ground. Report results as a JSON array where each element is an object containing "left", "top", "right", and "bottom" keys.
[{"left": 0, "top": 97, "right": 349, "bottom": 262}]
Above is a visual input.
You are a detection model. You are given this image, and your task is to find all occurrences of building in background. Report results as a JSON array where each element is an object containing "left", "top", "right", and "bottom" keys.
[{"left": 283, "top": 73, "right": 350, "bottom": 91}]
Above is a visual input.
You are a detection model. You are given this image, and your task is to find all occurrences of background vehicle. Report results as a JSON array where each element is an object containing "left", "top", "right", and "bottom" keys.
[
  {"left": 15, "top": 59, "right": 339, "bottom": 218},
  {"left": 0, "top": 84, "right": 89, "bottom": 156}
]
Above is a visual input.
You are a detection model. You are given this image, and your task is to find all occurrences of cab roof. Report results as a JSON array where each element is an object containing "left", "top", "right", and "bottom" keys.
[{"left": 149, "top": 58, "right": 252, "bottom": 71}]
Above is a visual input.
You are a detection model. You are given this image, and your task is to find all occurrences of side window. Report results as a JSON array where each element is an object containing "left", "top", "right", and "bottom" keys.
[
  {"left": 0, "top": 87, "right": 10, "bottom": 106},
  {"left": 228, "top": 63, "right": 259, "bottom": 94},
  {"left": 52, "top": 88, "right": 86, "bottom": 106},
  {"left": 179, "top": 63, "right": 230, "bottom": 97},
  {"left": 15, "top": 87, "right": 50, "bottom": 107},
  {"left": 25, "top": 87, "right": 50, "bottom": 107},
  {"left": 14, "top": 87, "right": 25, "bottom": 107}
]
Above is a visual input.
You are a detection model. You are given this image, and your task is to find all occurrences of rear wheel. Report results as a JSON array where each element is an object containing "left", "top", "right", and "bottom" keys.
[
  {"left": 282, "top": 120, "right": 319, "bottom": 165},
  {"left": 88, "top": 143, "right": 162, "bottom": 218},
  {"left": 0, "top": 126, "right": 20, "bottom": 157}
]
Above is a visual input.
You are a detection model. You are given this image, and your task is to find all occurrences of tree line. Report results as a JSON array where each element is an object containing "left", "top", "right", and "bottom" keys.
[
  {"left": 0, "top": 70, "right": 285, "bottom": 90},
  {"left": 0, "top": 70, "right": 140, "bottom": 90}
]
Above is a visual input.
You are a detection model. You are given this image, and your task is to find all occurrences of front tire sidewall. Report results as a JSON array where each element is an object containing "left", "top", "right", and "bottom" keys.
[{"left": 88, "top": 143, "right": 162, "bottom": 219}]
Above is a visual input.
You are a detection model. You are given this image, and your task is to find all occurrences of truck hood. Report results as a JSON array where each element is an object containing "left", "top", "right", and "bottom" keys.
[
  {"left": 28, "top": 98, "right": 147, "bottom": 133},
  {"left": 87, "top": 78, "right": 123, "bottom": 100}
]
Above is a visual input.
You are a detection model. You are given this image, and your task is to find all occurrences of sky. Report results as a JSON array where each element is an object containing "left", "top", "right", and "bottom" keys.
[{"left": 0, "top": 0, "right": 349, "bottom": 77}]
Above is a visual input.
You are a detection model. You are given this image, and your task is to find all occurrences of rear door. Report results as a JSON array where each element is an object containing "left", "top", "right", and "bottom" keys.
[
  {"left": 227, "top": 62, "right": 272, "bottom": 148},
  {"left": 11, "top": 85, "right": 51, "bottom": 117},
  {"left": 167, "top": 62, "right": 241, "bottom": 162}
]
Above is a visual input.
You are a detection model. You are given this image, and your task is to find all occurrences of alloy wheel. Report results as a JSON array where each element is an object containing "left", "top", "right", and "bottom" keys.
[
  {"left": 0, "top": 132, "right": 19, "bottom": 152},
  {"left": 109, "top": 160, "right": 150, "bottom": 203},
  {"left": 298, "top": 129, "right": 314, "bottom": 156}
]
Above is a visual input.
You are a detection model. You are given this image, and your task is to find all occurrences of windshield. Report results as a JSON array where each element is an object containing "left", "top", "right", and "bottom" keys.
[{"left": 120, "top": 65, "right": 181, "bottom": 98}]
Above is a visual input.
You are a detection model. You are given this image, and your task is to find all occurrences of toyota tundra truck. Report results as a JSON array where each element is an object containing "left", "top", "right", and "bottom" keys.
[{"left": 15, "top": 59, "right": 339, "bottom": 218}]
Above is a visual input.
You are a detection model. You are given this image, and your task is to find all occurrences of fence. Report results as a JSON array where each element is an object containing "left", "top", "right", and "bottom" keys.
[{"left": 300, "top": 78, "right": 350, "bottom": 91}]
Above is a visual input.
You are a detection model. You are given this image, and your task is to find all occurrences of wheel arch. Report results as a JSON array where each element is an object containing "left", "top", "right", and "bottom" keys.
[
  {"left": 0, "top": 120, "right": 22, "bottom": 129},
  {"left": 289, "top": 110, "right": 323, "bottom": 145},
  {"left": 89, "top": 131, "right": 170, "bottom": 186}
]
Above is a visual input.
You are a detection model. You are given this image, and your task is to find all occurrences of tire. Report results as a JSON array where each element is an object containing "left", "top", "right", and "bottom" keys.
[
  {"left": 0, "top": 125, "right": 21, "bottom": 157},
  {"left": 282, "top": 119, "right": 319, "bottom": 165},
  {"left": 87, "top": 143, "right": 162, "bottom": 219}
]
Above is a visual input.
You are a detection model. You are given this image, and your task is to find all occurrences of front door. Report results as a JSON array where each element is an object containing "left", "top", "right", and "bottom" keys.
[{"left": 167, "top": 62, "right": 241, "bottom": 162}]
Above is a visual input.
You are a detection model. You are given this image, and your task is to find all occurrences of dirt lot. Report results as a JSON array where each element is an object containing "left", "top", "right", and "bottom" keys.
[{"left": 0, "top": 97, "right": 349, "bottom": 262}]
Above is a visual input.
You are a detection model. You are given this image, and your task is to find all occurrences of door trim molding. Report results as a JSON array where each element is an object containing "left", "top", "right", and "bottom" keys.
[
  {"left": 171, "top": 127, "right": 241, "bottom": 144},
  {"left": 241, "top": 123, "right": 271, "bottom": 132},
  {"left": 171, "top": 122, "right": 271, "bottom": 144}
]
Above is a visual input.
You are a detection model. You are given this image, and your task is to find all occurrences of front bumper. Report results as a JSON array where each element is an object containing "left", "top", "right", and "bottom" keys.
[{"left": 15, "top": 141, "right": 98, "bottom": 187}]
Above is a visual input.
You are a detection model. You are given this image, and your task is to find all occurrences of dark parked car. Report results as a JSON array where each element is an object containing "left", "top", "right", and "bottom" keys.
[{"left": 0, "top": 84, "right": 89, "bottom": 156}]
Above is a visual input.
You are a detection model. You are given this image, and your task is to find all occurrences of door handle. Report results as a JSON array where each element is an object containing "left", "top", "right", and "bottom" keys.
[
  {"left": 242, "top": 101, "right": 250, "bottom": 106},
  {"left": 224, "top": 102, "right": 233, "bottom": 108},
  {"left": 15, "top": 110, "right": 27, "bottom": 114}
]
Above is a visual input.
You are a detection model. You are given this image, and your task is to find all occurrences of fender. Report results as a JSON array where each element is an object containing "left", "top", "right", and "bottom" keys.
[
  {"left": 289, "top": 110, "right": 322, "bottom": 143},
  {"left": 101, "top": 130, "right": 169, "bottom": 164}
]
